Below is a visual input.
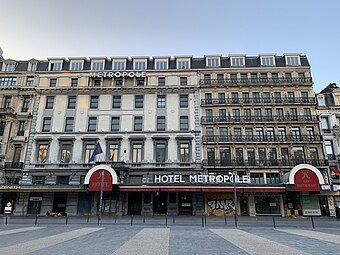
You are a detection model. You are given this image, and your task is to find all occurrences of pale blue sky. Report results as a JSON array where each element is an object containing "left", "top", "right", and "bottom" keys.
[{"left": 0, "top": 0, "right": 339, "bottom": 91}]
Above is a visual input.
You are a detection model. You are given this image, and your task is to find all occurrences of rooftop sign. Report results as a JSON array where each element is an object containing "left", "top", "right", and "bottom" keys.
[{"left": 89, "top": 71, "right": 146, "bottom": 78}]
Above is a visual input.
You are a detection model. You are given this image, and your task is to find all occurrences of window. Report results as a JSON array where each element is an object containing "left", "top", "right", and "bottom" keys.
[
  {"left": 28, "top": 62, "right": 37, "bottom": 72},
  {"left": 113, "top": 60, "right": 125, "bottom": 70},
  {"left": 155, "top": 141, "right": 167, "bottom": 162},
  {"left": 321, "top": 117, "right": 330, "bottom": 132},
  {"left": 3, "top": 97, "right": 11, "bottom": 108},
  {"left": 242, "top": 92, "right": 250, "bottom": 103},
  {"left": 180, "top": 94, "right": 188, "bottom": 108},
  {"left": 92, "top": 79, "right": 101, "bottom": 87},
  {"left": 134, "top": 60, "right": 147, "bottom": 70},
  {"left": 230, "top": 74, "right": 237, "bottom": 83},
  {"left": 236, "top": 148, "right": 244, "bottom": 165},
  {"left": 108, "top": 142, "right": 119, "bottom": 161},
  {"left": 231, "top": 57, "right": 245, "bottom": 66},
  {"left": 56, "top": 176, "right": 69, "bottom": 185},
  {"left": 0, "top": 121, "right": 5, "bottom": 136},
  {"left": 266, "top": 173, "right": 280, "bottom": 184},
  {"left": 49, "top": 78, "right": 57, "bottom": 87},
  {"left": 285, "top": 73, "right": 292, "bottom": 82},
  {"left": 135, "top": 95, "right": 144, "bottom": 108},
  {"left": 155, "top": 60, "right": 168, "bottom": 70},
  {"left": 256, "top": 128, "right": 264, "bottom": 141},
  {"left": 180, "top": 77, "right": 188, "bottom": 85},
  {"left": 5, "top": 63, "right": 15, "bottom": 72},
  {"left": 325, "top": 140, "right": 334, "bottom": 158},
  {"left": 71, "top": 78, "right": 78, "bottom": 87},
  {"left": 111, "top": 117, "right": 120, "bottom": 131},
  {"left": 42, "top": 117, "right": 52, "bottom": 132},
  {"left": 285, "top": 56, "right": 300, "bottom": 66},
  {"left": 65, "top": 117, "right": 74, "bottom": 132},
  {"left": 260, "top": 56, "right": 275, "bottom": 66},
  {"left": 177, "top": 60, "right": 190, "bottom": 69},
  {"left": 157, "top": 95, "right": 166, "bottom": 108},
  {"left": 91, "top": 60, "right": 104, "bottom": 70},
  {"left": 59, "top": 142, "right": 73, "bottom": 163},
  {"left": 204, "top": 74, "right": 211, "bottom": 84},
  {"left": 217, "top": 74, "right": 224, "bottom": 83},
  {"left": 287, "top": 92, "right": 295, "bottom": 102},
  {"left": 207, "top": 148, "right": 215, "bottom": 166},
  {"left": 134, "top": 116, "right": 143, "bottom": 131},
  {"left": 218, "top": 93, "right": 225, "bottom": 103},
  {"left": 274, "top": 92, "right": 282, "bottom": 103},
  {"left": 179, "top": 142, "right": 190, "bottom": 162},
  {"left": 220, "top": 147, "right": 232, "bottom": 166},
  {"left": 262, "top": 92, "right": 270, "bottom": 103},
  {"left": 258, "top": 148, "right": 266, "bottom": 164},
  {"left": 317, "top": 96, "right": 325, "bottom": 106},
  {"left": 291, "top": 127, "right": 301, "bottom": 140},
  {"left": 206, "top": 57, "right": 220, "bottom": 67},
  {"left": 36, "top": 143, "right": 49, "bottom": 163},
  {"left": 88, "top": 117, "right": 97, "bottom": 132},
  {"left": 67, "top": 96, "right": 77, "bottom": 109},
  {"left": 158, "top": 77, "right": 166, "bottom": 86},
  {"left": 293, "top": 147, "right": 305, "bottom": 163},
  {"left": 0, "top": 77, "right": 17, "bottom": 86},
  {"left": 136, "top": 78, "right": 145, "bottom": 86},
  {"left": 180, "top": 116, "right": 189, "bottom": 131},
  {"left": 115, "top": 79, "right": 123, "bottom": 86},
  {"left": 231, "top": 92, "right": 239, "bottom": 103},
  {"left": 278, "top": 127, "right": 286, "bottom": 141},
  {"left": 83, "top": 142, "right": 95, "bottom": 163},
  {"left": 26, "top": 76, "right": 34, "bottom": 86},
  {"left": 112, "top": 95, "right": 121, "bottom": 109},
  {"left": 271, "top": 73, "right": 279, "bottom": 83},
  {"left": 90, "top": 96, "right": 99, "bottom": 109},
  {"left": 21, "top": 97, "right": 30, "bottom": 112},
  {"left": 306, "top": 127, "right": 314, "bottom": 139},
  {"left": 131, "top": 142, "right": 143, "bottom": 163},
  {"left": 32, "top": 176, "right": 45, "bottom": 185},
  {"left": 17, "top": 121, "right": 25, "bottom": 136},
  {"left": 157, "top": 116, "right": 166, "bottom": 131},
  {"left": 70, "top": 61, "right": 83, "bottom": 71},
  {"left": 49, "top": 61, "right": 62, "bottom": 71}
]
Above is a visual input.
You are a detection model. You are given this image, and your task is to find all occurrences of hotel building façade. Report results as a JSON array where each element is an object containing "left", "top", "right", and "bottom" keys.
[{"left": 0, "top": 53, "right": 338, "bottom": 217}]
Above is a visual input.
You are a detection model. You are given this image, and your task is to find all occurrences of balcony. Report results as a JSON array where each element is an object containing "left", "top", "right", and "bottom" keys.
[
  {"left": 202, "top": 135, "right": 323, "bottom": 143},
  {"left": 202, "top": 158, "right": 328, "bottom": 168},
  {"left": 201, "top": 97, "right": 316, "bottom": 105},
  {"left": 0, "top": 107, "right": 14, "bottom": 116},
  {"left": 201, "top": 115, "right": 319, "bottom": 124},
  {"left": 3, "top": 162, "right": 24, "bottom": 169},
  {"left": 199, "top": 77, "right": 312, "bottom": 86}
]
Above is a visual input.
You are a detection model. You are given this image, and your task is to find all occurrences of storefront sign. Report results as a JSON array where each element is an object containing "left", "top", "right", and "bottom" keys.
[
  {"left": 88, "top": 170, "right": 113, "bottom": 192},
  {"left": 294, "top": 169, "right": 320, "bottom": 191},
  {"left": 301, "top": 195, "right": 321, "bottom": 216},
  {"left": 89, "top": 71, "right": 146, "bottom": 78},
  {"left": 206, "top": 194, "right": 234, "bottom": 216},
  {"left": 0, "top": 185, "right": 21, "bottom": 190},
  {"left": 148, "top": 173, "right": 250, "bottom": 184}
]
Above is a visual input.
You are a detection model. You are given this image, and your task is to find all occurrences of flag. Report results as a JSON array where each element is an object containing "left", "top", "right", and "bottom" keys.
[{"left": 89, "top": 142, "right": 103, "bottom": 162}]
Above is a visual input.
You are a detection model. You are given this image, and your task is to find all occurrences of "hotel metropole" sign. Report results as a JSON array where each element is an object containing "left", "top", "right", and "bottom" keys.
[{"left": 89, "top": 71, "right": 147, "bottom": 78}]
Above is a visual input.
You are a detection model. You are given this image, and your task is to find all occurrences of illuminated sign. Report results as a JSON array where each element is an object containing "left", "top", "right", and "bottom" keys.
[{"left": 89, "top": 71, "right": 146, "bottom": 78}]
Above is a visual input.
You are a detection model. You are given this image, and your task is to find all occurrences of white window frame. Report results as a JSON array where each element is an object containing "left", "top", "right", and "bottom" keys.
[
  {"left": 285, "top": 55, "right": 301, "bottom": 66},
  {"left": 154, "top": 59, "right": 168, "bottom": 70},
  {"left": 176, "top": 58, "right": 191, "bottom": 69},
  {"left": 112, "top": 59, "right": 126, "bottom": 70},
  {"left": 69, "top": 60, "right": 84, "bottom": 71},
  {"left": 230, "top": 56, "right": 245, "bottom": 67},
  {"left": 317, "top": 95, "right": 325, "bottom": 106},
  {"left": 260, "top": 56, "right": 275, "bottom": 66},
  {"left": 133, "top": 59, "right": 147, "bottom": 70},
  {"left": 91, "top": 59, "right": 105, "bottom": 70},
  {"left": 206, "top": 57, "right": 220, "bottom": 67},
  {"left": 27, "top": 62, "right": 37, "bottom": 72},
  {"left": 48, "top": 60, "right": 63, "bottom": 71},
  {"left": 5, "top": 63, "right": 15, "bottom": 72}
]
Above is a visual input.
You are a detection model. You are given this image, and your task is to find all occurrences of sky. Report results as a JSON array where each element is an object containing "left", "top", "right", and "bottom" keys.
[{"left": 0, "top": 0, "right": 339, "bottom": 92}]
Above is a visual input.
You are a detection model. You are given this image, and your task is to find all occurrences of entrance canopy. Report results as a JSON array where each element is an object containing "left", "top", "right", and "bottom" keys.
[
  {"left": 84, "top": 165, "right": 118, "bottom": 191},
  {"left": 288, "top": 164, "right": 325, "bottom": 191}
]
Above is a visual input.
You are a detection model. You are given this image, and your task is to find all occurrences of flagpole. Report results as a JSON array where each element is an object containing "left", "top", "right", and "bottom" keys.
[{"left": 99, "top": 168, "right": 104, "bottom": 222}]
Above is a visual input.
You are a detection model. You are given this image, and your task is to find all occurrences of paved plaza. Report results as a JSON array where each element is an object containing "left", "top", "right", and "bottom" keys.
[{"left": 0, "top": 216, "right": 339, "bottom": 254}]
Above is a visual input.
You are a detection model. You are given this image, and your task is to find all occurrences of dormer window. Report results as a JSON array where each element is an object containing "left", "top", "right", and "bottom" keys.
[
  {"left": 112, "top": 60, "right": 126, "bottom": 70},
  {"left": 133, "top": 59, "right": 147, "bottom": 70},
  {"left": 28, "top": 62, "right": 37, "bottom": 72},
  {"left": 91, "top": 60, "right": 105, "bottom": 70},
  {"left": 5, "top": 63, "right": 15, "bottom": 72},
  {"left": 49, "top": 60, "right": 63, "bottom": 71},
  {"left": 230, "top": 57, "right": 245, "bottom": 67},
  {"left": 206, "top": 57, "right": 220, "bottom": 67},
  {"left": 285, "top": 56, "right": 300, "bottom": 66},
  {"left": 155, "top": 59, "right": 168, "bottom": 70},
  {"left": 177, "top": 59, "right": 190, "bottom": 69},
  {"left": 70, "top": 60, "right": 84, "bottom": 71},
  {"left": 317, "top": 95, "right": 325, "bottom": 106},
  {"left": 260, "top": 56, "right": 275, "bottom": 66}
]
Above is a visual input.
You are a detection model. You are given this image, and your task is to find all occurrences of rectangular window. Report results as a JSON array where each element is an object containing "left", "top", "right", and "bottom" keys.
[
  {"left": 87, "top": 117, "right": 97, "bottom": 132},
  {"left": 204, "top": 74, "right": 211, "bottom": 84},
  {"left": 134, "top": 95, "right": 144, "bottom": 108},
  {"left": 49, "top": 78, "right": 57, "bottom": 87},
  {"left": 0, "top": 122, "right": 5, "bottom": 136},
  {"left": 71, "top": 78, "right": 78, "bottom": 87},
  {"left": 113, "top": 60, "right": 125, "bottom": 70},
  {"left": 28, "top": 62, "right": 37, "bottom": 72},
  {"left": 111, "top": 117, "right": 120, "bottom": 131},
  {"left": 45, "top": 96, "right": 54, "bottom": 109},
  {"left": 59, "top": 142, "right": 73, "bottom": 163},
  {"left": 180, "top": 94, "right": 188, "bottom": 108},
  {"left": 278, "top": 127, "right": 286, "bottom": 141},
  {"left": 108, "top": 142, "right": 120, "bottom": 161},
  {"left": 157, "top": 95, "right": 166, "bottom": 108},
  {"left": 134, "top": 116, "right": 143, "bottom": 131},
  {"left": 325, "top": 140, "right": 334, "bottom": 158},
  {"left": 261, "top": 56, "right": 275, "bottom": 66},
  {"left": 231, "top": 92, "right": 239, "bottom": 103},
  {"left": 65, "top": 117, "right": 74, "bottom": 132},
  {"left": 134, "top": 60, "right": 146, "bottom": 70},
  {"left": 155, "top": 60, "right": 168, "bottom": 70},
  {"left": 218, "top": 93, "right": 225, "bottom": 103},
  {"left": 17, "top": 121, "right": 25, "bottom": 136},
  {"left": 206, "top": 58, "right": 220, "bottom": 67},
  {"left": 5, "top": 63, "right": 15, "bottom": 72},
  {"left": 266, "top": 173, "right": 280, "bottom": 184},
  {"left": 274, "top": 92, "right": 282, "bottom": 103},
  {"left": 180, "top": 116, "right": 189, "bottom": 131},
  {"left": 207, "top": 148, "right": 215, "bottom": 166},
  {"left": 136, "top": 78, "right": 145, "bottom": 86},
  {"left": 132, "top": 142, "right": 143, "bottom": 163},
  {"left": 177, "top": 60, "right": 190, "bottom": 69},
  {"left": 42, "top": 117, "right": 52, "bottom": 132},
  {"left": 0, "top": 77, "right": 17, "bottom": 86},
  {"left": 92, "top": 79, "right": 101, "bottom": 87},
  {"left": 321, "top": 117, "right": 330, "bottom": 132},
  {"left": 91, "top": 60, "right": 104, "bottom": 70},
  {"left": 242, "top": 92, "right": 250, "bottom": 103},
  {"left": 155, "top": 141, "right": 167, "bottom": 162},
  {"left": 231, "top": 57, "right": 245, "bottom": 66},
  {"left": 36, "top": 143, "right": 49, "bottom": 163},
  {"left": 3, "top": 97, "right": 11, "bottom": 108},
  {"left": 115, "top": 79, "right": 123, "bottom": 86},
  {"left": 112, "top": 95, "right": 122, "bottom": 109},
  {"left": 286, "top": 56, "right": 300, "bottom": 66},
  {"left": 253, "top": 92, "right": 260, "bottom": 103},
  {"left": 179, "top": 142, "right": 190, "bottom": 162},
  {"left": 70, "top": 61, "right": 83, "bottom": 71},
  {"left": 157, "top": 116, "right": 166, "bottom": 131},
  {"left": 67, "top": 96, "right": 77, "bottom": 109},
  {"left": 22, "top": 97, "right": 30, "bottom": 112},
  {"left": 50, "top": 62, "right": 62, "bottom": 71},
  {"left": 158, "top": 77, "right": 166, "bottom": 86},
  {"left": 180, "top": 77, "right": 188, "bottom": 85},
  {"left": 26, "top": 76, "right": 34, "bottom": 86},
  {"left": 90, "top": 96, "right": 99, "bottom": 109},
  {"left": 217, "top": 74, "right": 224, "bottom": 83},
  {"left": 84, "top": 143, "right": 95, "bottom": 163}
]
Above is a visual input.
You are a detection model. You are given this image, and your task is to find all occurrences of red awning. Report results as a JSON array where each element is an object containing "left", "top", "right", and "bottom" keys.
[
  {"left": 330, "top": 166, "right": 340, "bottom": 176},
  {"left": 119, "top": 186, "right": 286, "bottom": 193}
]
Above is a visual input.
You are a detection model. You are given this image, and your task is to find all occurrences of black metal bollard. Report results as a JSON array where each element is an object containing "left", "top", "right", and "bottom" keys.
[
  {"left": 201, "top": 214, "right": 204, "bottom": 227},
  {"left": 311, "top": 216, "right": 315, "bottom": 229},
  {"left": 130, "top": 215, "right": 133, "bottom": 226},
  {"left": 272, "top": 216, "right": 276, "bottom": 228},
  {"left": 114, "top": 213, "right": 117, "bottom": 223},
  {"left": 224, "top": 215, "right": 227, "bottom": 225},
  {"left": 87, "top": 213, "right": 90, "bottom": 223},
  {"left": 143, "top": 213, "right": 145, "bottom": 223},
  {"left": 34, "top": 214, "right": 38, "bottom": 226},
  {"left": 204, "top": 215, "right": 207, "bottom": 225},
  {"left": 172, "top": 215, "right": 175, "bottom": 224},
  {"left": 234, "top": 214, "right": 238, "bottom": 228},
  {"left": 65, "top": 215, "right": 68, "bottom": 225},
  {"left": 165, "top": 214, "right": 168, "bottom": 227},
  {"left": 5, "top": 215, "right": 8, "bottom": 225},
  {"left": 97, "top": 215, "right": 100, "bottom": 226}
]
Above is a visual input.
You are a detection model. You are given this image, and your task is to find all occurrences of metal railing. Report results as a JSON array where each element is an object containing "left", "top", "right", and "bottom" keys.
[
  {"left": 3, "top": 162, "right": 24, "bottom": 169},
  {"left": 201, "top": 97, "right": 316, "bottom": 105},
  {"left": 202, "top": 135, "right": 323, "bottom": 143},
  {"left": 0, "top": 107, "right": 15, "bottom": 115},
  {"left": 199, "top": 77, "right": 312, "bottom": 86},
  {"left": 201, "top": 115, "right": 318, "bottom": 123}
]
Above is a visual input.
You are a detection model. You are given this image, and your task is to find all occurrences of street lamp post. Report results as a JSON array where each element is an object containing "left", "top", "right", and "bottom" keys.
[
  {"left": 98, "top": 169, "right": 104, "bottom": 223},
  {"left": 233, "top": 170, "right": 238, "bottom": 228}
]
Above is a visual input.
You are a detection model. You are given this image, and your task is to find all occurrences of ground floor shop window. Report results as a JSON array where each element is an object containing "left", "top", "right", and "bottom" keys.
[
  {"left": 27, "top": 193, "right": 43, "bottom": 214},
  {"left": 53, "top": 193, "right": 68, "bottom": 214},
  {"left": 206, "top": 193, "right": 234, "bottom": 216},
  {"left": 255, "top": 195, "right": 280, "bottom": 215},
  {"left": 77, "top": 193, "right": 93, "bottom": 214}
]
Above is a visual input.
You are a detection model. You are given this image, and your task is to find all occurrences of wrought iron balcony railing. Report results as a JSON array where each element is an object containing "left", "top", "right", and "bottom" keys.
[
  {"left": 0, "top": 107, "right": 14, "bottom": 115},
  {"left": 201, "top": 97, "right": 316, "bottom": 105},
  {"left": 201, "top": 115, "right": 319, "bottom": 124},
  {"left": 3, "top": 162, "right": 24, "bottom": 169},
  {"left": 202, "top": 135, "right": 323, "bottom": 143},
  {"left": 199, "top": 77, "right": 312, "bottom": 86}
]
